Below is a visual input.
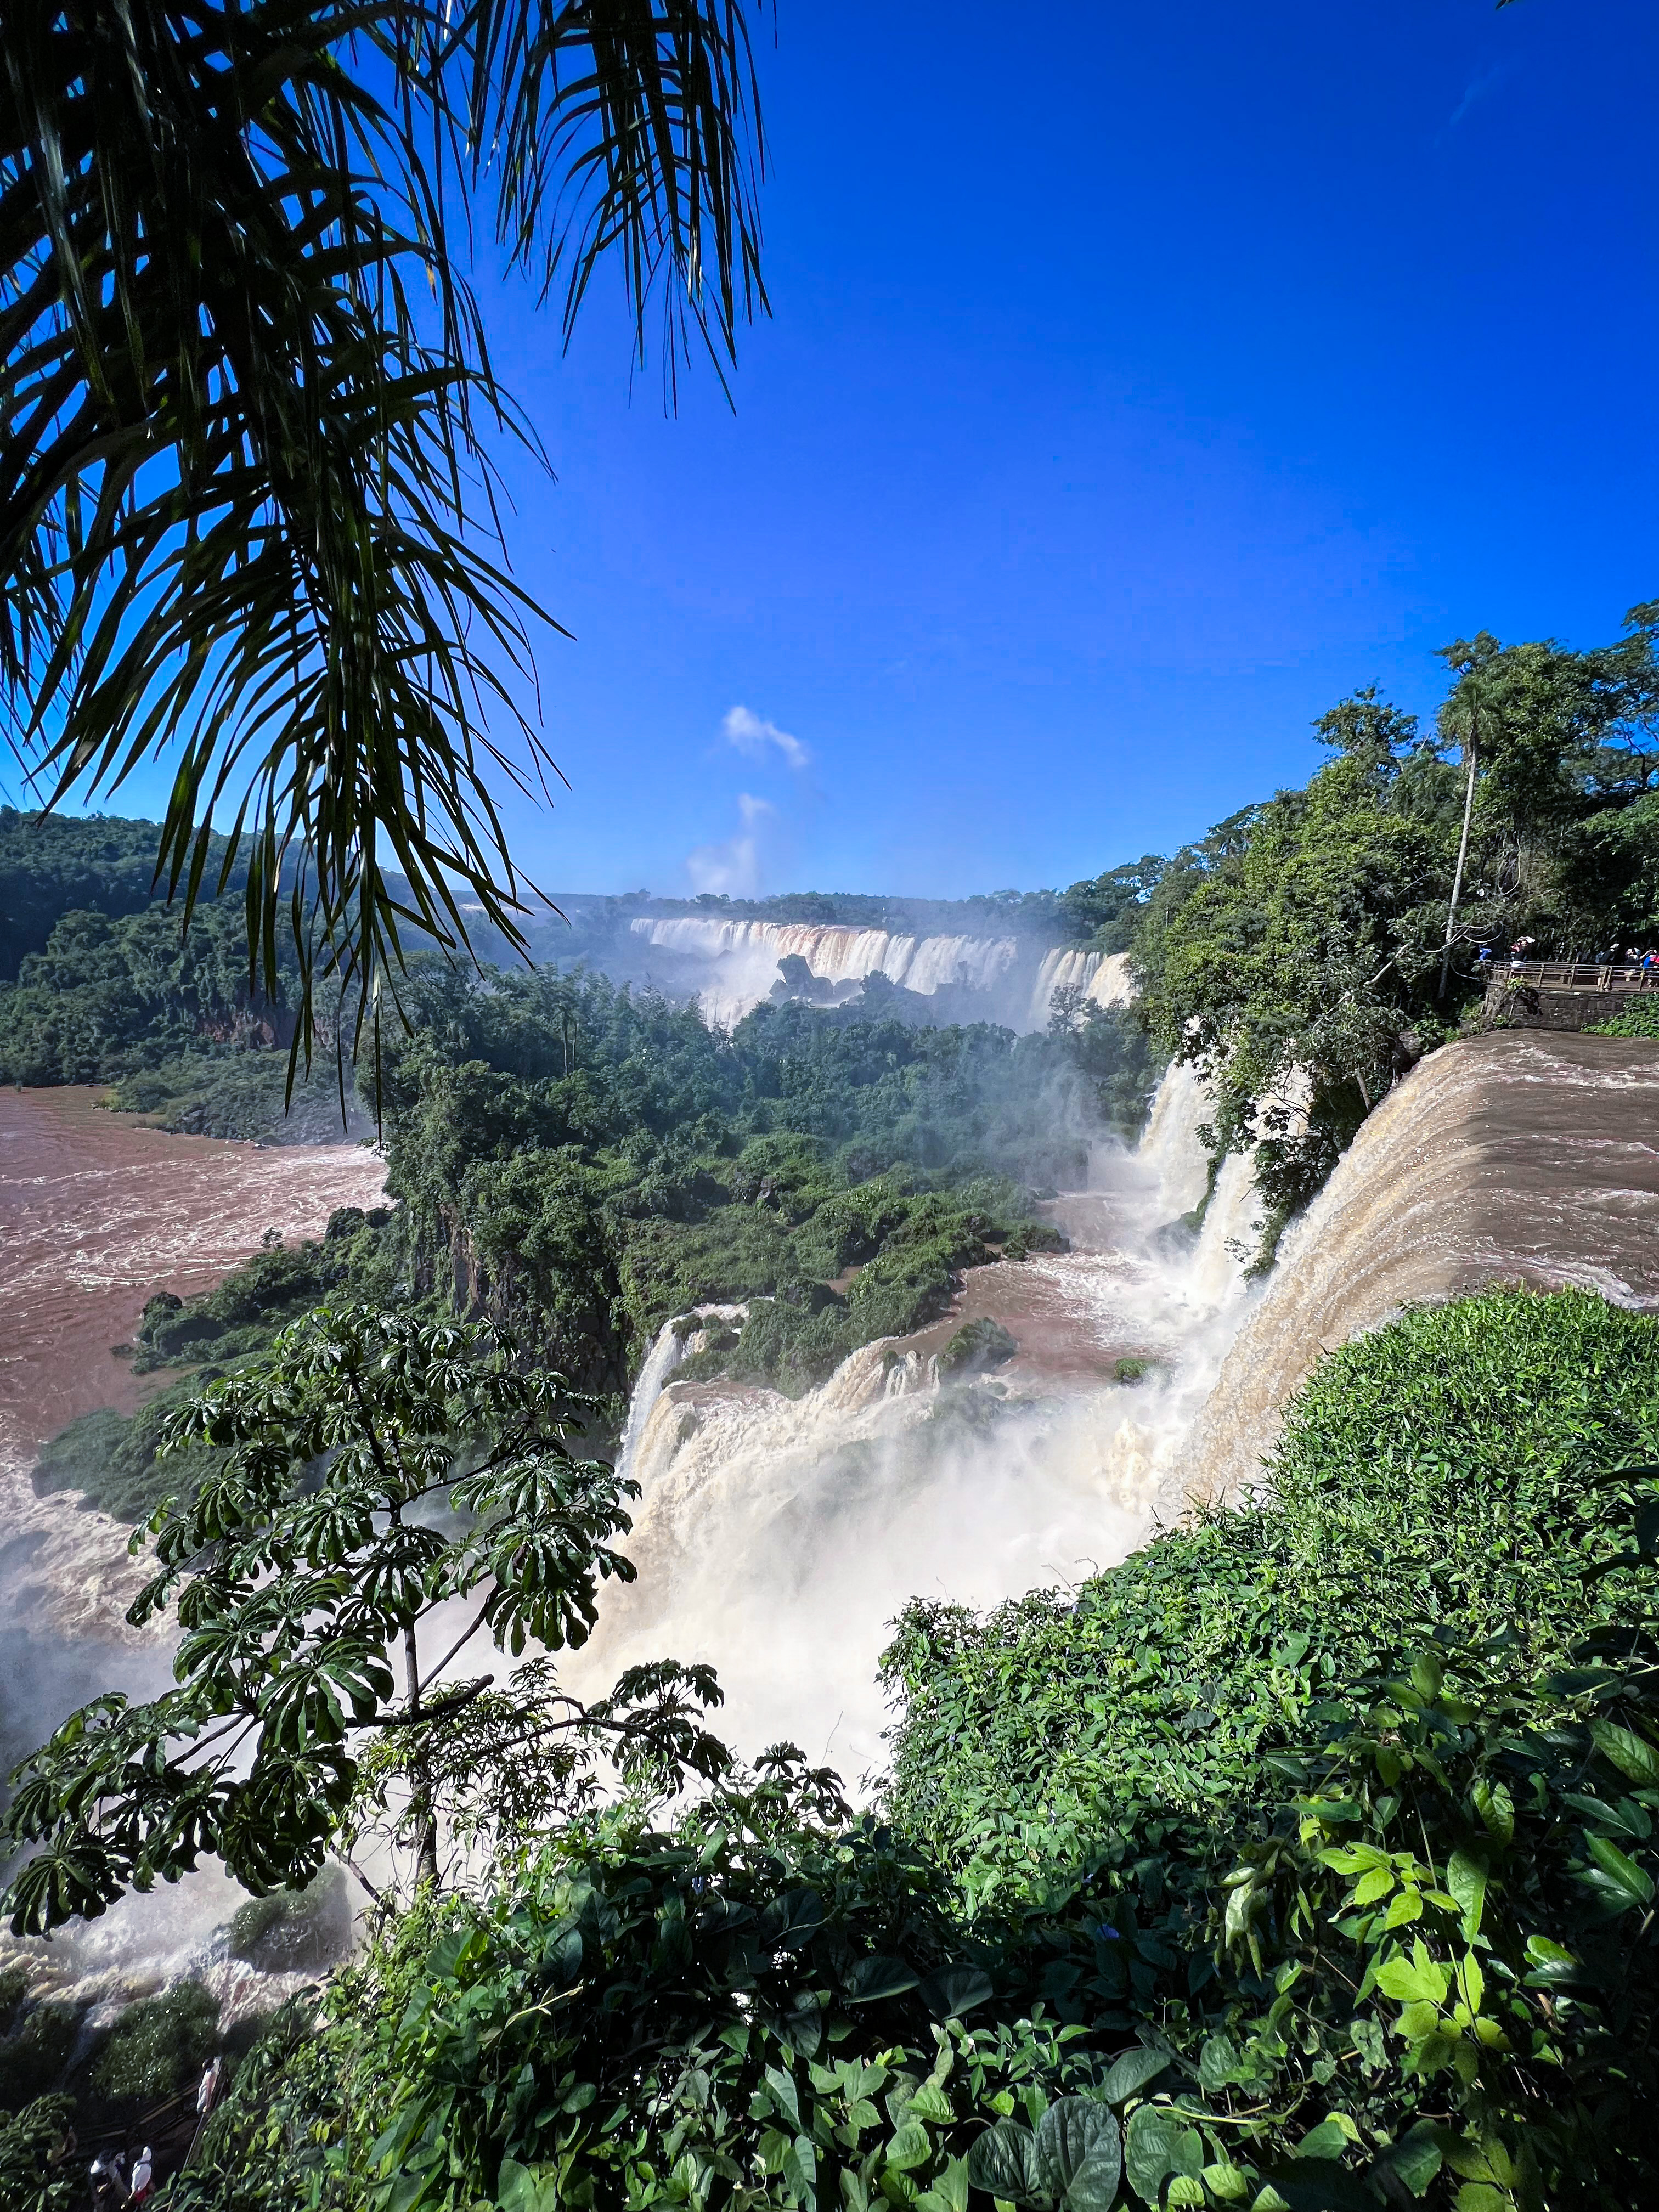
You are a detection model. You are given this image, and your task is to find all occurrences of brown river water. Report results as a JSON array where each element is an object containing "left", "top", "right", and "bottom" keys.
[{"left": 0, "top": 1086, "right": 386, "bottom": 1643}]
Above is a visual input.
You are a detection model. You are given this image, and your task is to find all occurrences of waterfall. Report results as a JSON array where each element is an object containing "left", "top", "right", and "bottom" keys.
[
  {"left": 1137, "top": 1057, "right": 1211, "bottom": 1217},
  {"left": 1181, "top": 1031, "right": 1659, "bottom": 1507},
  {"left": 622, "top": 916, "right": 1116, "bottom": 1032},
  {"left": 617, "top": 1306, "right": 747, "bottom": 1483},
  {"left": 572, "top": 1058, "right": 1268, "bottom": 1788}
]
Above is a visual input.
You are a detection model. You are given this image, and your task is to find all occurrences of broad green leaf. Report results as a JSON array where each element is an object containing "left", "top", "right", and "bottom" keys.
[
  {"left": 1124, "top": 2108, "right": 1201, "bottom": 2204},
  {"left": 1446, "top": 1852, "right": 1487, "bottom": 1940},
  {"left": 1293, "top": 2120, "right": 1350, "bottom": 2162},
  {"left": 498, "top": 2160, "right": 560, "bottom": 2212},
  {"left": 845, "top": 1955, "right": 922, "bottom": 2004},
  {"left": 1410, "top": 1651, "right": 1443, "bottom": 1701},
  {"left": 1583, "top": 1831, "right": 1656, "bottom": 1908},
  {"left": 765, "top": 2065, "right": 803, "bottom": 2134},
  {"left": 919, "top": 1966, "right": 996, "bottom": 2019},
  {"left": 1373, "top": 1940, "right": 1450, "bottom": 2007},
  {"left": 910, "top": 2085, "right": 955, "bottom": 2125},
  {"left": 1201, "top": 2165, "right": 1250, "bottom": 2204},
  {"left": 1101, "top": 2047, "right": 1170, "bottom": 2107},
  {"left": 1032, "top": 2100, "right": 1121, "bottom": 2203},
  {"left": 887, "top": 2124, "right": 934, "bottom": 2174},
  {"left": 967, "top": 2125, "right": 1035, "bottom": 2201},
  {"left": 1381, "top": 2123, "right": 1444, "bottom": 2199},
  {"left": 1470, "top": 1778, "right": 1514, "bottom": 1847},
  {"left": 921, "top": 2156, "right": 969, "bottom": 2212},
  {"left": 1590, "top": 1719, "right": 1659, "bottom": 1786}
]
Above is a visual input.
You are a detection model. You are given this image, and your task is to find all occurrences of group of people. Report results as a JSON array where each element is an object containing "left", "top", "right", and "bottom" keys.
[
  {"left": 1473, "top": 939, "right": 1659, "bottom": 970},
  {"left": 84, "top": 2057, "right": 224, "bottom": 2208}
]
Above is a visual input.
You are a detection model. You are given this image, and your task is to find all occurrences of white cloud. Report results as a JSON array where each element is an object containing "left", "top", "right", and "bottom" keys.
[
  {"left": 723, "top": 704, "right": 810, "bottom": 771},
  {"left": 737, "top": 792, "right": 774, "bottom": 827}
]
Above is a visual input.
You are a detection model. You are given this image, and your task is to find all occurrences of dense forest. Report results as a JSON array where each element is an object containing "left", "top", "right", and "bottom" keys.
[
  {"left": 6, "top": 1291, "right": 1657, "bottom": 2211},
  {"left": 5, "top": 607, "right": 1659, "bottom": 2211}
]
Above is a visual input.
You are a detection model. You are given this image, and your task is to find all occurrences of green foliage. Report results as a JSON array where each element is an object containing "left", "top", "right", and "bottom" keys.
[
  {"left": 0, "top": 2002, "right": 77, "bottom": 2114},
  {"left": 1116, "top": 607, "right": 1659, "bottom": 1231},
  {"left": 107, "top": 1052, "right": 372, "bottom": 1143},
  {"left": 881, "top": 1290, "right": 1659, "bottom": 1903},
  {"left": 376, "top": 964, "right": 1126, "bottom": 1395},
  {"left": 0, "top": 808, "right": 205, "bottom": 980},
  {"left": 91, "top": 1980, "right": 219, "bottom": 2103},
  {"left": 938, "top": 1320, "right": 1019, "bottom": 1379},
  {"left": 1588, "top": 995, "right": 1659, "bottom": 1039},
  {"left": 3, "top": 1306, "right": 728, "bottom": 1929},
  {"left": 32, "top": 1286, "right": 1659, "bottom": 2212},
  {"left": 0, "top": 897, "right": 298, "bottom": 1084},
  {"left": 0, "top": 2093, "right": 78, "bottom": 2212}
]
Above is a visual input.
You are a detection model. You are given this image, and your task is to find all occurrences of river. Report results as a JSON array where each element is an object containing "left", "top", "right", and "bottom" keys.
[{"left": 0, "top": 1086, "right": 387, "bottom": 1644}]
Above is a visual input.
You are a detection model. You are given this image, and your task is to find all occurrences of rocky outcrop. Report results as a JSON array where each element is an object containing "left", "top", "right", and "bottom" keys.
[{"left": 1183, "top": 1032, "right": 1659, "bottom": 1503}]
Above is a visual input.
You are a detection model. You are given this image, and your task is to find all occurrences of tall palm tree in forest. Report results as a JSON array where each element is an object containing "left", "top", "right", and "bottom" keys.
[{"left": 0, "top": 1, "right": 767, "bottom": 1051}]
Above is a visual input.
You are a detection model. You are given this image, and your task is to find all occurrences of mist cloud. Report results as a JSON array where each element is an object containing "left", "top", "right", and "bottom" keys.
[
  {"left": 686, "top": 794, "right": 775, "bottom": 896},
  {"left": 723, "top": 705, "right": 809, "bottom": 771}
]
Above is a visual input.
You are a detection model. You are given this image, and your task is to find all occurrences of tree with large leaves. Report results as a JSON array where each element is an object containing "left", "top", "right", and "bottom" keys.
[
  {"left": 1, "top": 1303, "right": 731, "bottom": 1932},
  {"left": 0, "top": 1, "right": 768, "bottom": 1057}
]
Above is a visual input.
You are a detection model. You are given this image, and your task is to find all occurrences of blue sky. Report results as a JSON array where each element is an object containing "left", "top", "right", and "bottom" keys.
[{"left": 105, "top": 1, "right": 1659, "bottom": 900}]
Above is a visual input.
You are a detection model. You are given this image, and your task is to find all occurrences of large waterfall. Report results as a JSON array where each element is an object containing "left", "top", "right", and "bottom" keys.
[
  {"left": 1181, "top": 1031, "right": 1659, "bottom": 1505},
  {"left": 572, "top": 1058, "right": 1261, "bottom": 1785},
  {"left": 626, "top": 916, "right": 1131, "bottom": 1032}
]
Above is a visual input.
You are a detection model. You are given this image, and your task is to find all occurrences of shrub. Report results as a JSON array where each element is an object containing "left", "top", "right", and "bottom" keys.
[{"left": 91, "top": 1982, "right": 218, "bottom": 2104}]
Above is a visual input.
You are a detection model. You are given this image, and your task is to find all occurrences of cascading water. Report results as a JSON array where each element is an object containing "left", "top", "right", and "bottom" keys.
[
  {"left": 625, "top": 916, "right": 1127, "bottom": 1033},
  {"left": 1182, "top": 1031, "right": 1659, "bottom": 1505},
  {"left": 570, "top": 1058, "right": 1263, "bottom": 1786},
  {"left": 0, "top": 1087, "right": 388, "bottom": 2022}
]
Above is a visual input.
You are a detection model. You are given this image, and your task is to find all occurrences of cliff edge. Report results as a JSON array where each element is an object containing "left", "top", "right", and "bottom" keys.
[{"left": 1183, "top": 1030, "right": 1659, "bottom": 1503}]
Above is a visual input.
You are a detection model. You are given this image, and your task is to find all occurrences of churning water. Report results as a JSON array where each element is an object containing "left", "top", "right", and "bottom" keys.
[{"left": 569, "top": 1061, "right": 1265, "bottom": 1790}]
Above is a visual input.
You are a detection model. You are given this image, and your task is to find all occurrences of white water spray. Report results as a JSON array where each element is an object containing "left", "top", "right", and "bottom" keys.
[{"left": 573, "top": 1062, "right": 1263, "bottom": 1789}]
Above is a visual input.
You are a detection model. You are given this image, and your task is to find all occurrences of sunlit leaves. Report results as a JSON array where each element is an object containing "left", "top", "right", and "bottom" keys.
[{"left": 0, "top": 1302, "right": 703, "bottom": 1929}]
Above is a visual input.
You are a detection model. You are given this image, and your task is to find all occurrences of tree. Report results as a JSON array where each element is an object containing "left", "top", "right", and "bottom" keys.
[
  {"left": 0, "top": 1, "right": 768, "bottom": 1056},
  {"left": 1, "top": 1304, "right": 730, "bottom": 1932}
]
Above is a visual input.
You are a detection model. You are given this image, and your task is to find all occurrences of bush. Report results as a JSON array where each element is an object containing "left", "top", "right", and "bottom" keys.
[
  {"left": 1589, "top": 996, "right": 1659, "bottom": 1038},
  {"left": 881, "top": 1289, "right": 1659, "bottom": 1899},
  {"left": 938, "top": 1319, "right": 1019, "bottom": 1378},
  {"left": 0, "top": 2004, "right": 78, "bottom": 2114},
  {"left": 91, "top": 1981, "right": 218, "bottom": 2104}
]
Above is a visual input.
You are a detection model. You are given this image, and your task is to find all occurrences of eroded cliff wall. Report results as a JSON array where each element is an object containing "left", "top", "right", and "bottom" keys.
[{"left": 1183, "top": 1031, "right": 1659, "bottom": 1503}]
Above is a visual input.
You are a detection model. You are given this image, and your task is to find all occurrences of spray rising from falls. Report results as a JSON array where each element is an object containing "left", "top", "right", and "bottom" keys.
[
  {"left": 572, "top": 1060, "right": 1263, "bottom": 1787},
  {"left": 626, "top": 917, "right": 1132, "bottom": 1032}
]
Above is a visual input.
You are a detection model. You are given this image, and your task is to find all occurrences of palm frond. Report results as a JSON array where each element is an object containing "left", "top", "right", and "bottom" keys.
[{"left": 0, "top": 0, "right": 767, "bottom": 1058}]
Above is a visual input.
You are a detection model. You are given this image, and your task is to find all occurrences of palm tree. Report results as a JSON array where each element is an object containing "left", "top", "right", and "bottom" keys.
[{"left": 0, "top": 1, "right": 768, "bottom": 1057}]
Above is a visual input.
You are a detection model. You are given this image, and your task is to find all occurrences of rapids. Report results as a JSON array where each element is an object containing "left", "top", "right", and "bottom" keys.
[
  {"left": 0, "top": 1087, "right": 386, "bottom": 2023},
  {"left": 0, "top": 1086, "right": 387, "bottom": 1643},
  {"left": 568, "top": 1059, "right": 1263, "bottom": 1787}
]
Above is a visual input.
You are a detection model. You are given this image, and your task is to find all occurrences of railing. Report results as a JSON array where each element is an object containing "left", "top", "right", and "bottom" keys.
[{"left": 1482, "top": 960, "right": 1659, "bottom": 995}]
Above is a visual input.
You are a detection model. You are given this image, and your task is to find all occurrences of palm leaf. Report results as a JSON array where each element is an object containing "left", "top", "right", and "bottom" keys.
[{"left": 0, "top": 0, "right": 767, "bottom": 1057}]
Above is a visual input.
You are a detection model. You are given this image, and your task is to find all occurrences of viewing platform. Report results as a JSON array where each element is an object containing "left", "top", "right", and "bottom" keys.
[{"left": 1482, "top": 959, "right": 1659, "bottom": 1031}]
